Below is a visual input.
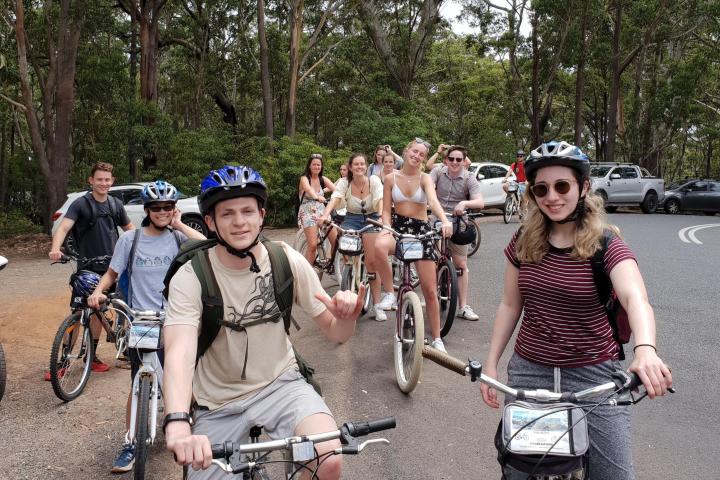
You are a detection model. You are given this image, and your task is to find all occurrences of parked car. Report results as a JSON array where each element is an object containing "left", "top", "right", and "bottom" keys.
[
  {"left": 589, "top": 163, "right": 664, "bottom": 213},
  {"left": 469, "top": 162, "right": 512, "bottom": 210},
  {"left": 661, "top": 179, "right": 720, "bottom": 216},
  {"left": 51, "top": 182, "right": 207, "bottom": 254}
]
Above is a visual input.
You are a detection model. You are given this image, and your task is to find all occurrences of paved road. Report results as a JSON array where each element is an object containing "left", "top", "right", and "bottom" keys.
[{"left": 0, "top": 212, "right": 717, "bottom": 479}]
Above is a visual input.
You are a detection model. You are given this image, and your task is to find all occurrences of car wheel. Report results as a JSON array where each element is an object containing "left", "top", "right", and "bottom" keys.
[
  {"left": 182, "top": 215, "right": 208, "bottom": 236},
  {"left": 605, "top": 206, "right": 618, "bottom": 213},
  {"left": 664, "top": 198, "right": 680, "bottom": 214},
  {"left": 704, "top": 211, "right": 716, "bottom": 216},
  {"left": 640, "top": 192, "right": 658, "bottom": 214}
]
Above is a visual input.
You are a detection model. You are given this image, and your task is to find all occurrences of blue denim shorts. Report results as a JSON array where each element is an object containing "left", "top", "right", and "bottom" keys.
[{"left": 341, "top": 212, "right": 380, "bottom": 233}]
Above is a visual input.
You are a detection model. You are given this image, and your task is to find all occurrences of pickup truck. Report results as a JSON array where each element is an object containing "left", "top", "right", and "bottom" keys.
[{"left": 590, "top": 163, "right": 664, "bottom": 213}]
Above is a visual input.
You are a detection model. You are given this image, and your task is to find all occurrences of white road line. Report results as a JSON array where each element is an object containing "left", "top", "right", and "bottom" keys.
[{"left": 678, "top": 224, "right": 720, "bottom": 245}]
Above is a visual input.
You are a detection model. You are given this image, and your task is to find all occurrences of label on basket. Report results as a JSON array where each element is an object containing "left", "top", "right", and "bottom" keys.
[
  {"left": 507, "top": 405, "right": 572, "bottom": 455},
  {"left": 339, "top": 235, "right": 362, "bottom": 253},
  {"left": 399, "top": 239, "right": 423, "bottom": 260},
  {"left": 128, "top": 323, "right": 162, "bottom": 350}
]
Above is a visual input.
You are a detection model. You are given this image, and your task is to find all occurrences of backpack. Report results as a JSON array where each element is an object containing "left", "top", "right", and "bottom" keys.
[
  {"left": 117, "top": 228, "right": 183, "bottom": 306},
  {"left": 590, "top": 231, "right": 632, "bottom": 360},
  {"left": 75, "top": 192, "right": 125, "bottom": 240},
  {"left": 162, "top": 237, "right": 321, "bottom": 395}
]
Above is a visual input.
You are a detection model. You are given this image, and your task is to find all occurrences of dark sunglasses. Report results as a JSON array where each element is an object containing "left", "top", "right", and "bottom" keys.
[
  {"left": 361, "top": 200, "right": 367, "bottom": 215},
  {"left": 530, "top": 180, "right": 575, "bottom": 198},
  {"left": 414, "top": 137, "right": 431, "bottom": 150},
  {"left": 447, "top": 156, "right": 464, "bottom": 163},
  {"left": 148, "top": 205, "right": 174, "bottom": 212}
]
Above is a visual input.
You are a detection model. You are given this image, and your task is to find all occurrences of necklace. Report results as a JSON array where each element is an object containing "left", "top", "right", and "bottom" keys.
[{"left": 352, "top": 176, "right": 368, "bottom": 196}]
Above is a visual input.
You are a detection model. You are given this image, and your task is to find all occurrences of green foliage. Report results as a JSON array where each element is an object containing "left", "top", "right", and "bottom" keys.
[{"left": 0, "top": 209, "right": 44, "bottom": 239}]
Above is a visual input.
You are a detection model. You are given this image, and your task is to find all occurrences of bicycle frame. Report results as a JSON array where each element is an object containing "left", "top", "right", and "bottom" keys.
[{"left": 128, "top": 351, "right": 163, "bottom": 445}]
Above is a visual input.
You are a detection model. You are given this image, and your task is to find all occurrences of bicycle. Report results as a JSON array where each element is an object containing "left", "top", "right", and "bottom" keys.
[
  {"left": 209, "top": 416, "right": 396, "bottom": 479},
  {"left": 48, "top": 253, "right": 124, "bottom": 402},
  {"left": 332, "top": 222, "right": 374, "bottom": 315},
  {"left": 467, "top": 211, "right": 483, "bottom": 257},
  {"left": 0, "top": 255, "right": 7, "bottom": 403},
  {"left": 106, "top": 293, "right": 165, "bottom": 480},
  {"left": 503, "top": 180, "right": 521, "bottom": 224},
  {"left": 293, "top": 223, "right": 342, "bottom": 285},
  {"left": 421, "top": 346, "right": 674, "bottom": 479},
  {"left": 432, "top": 217, "right": 459, "bottom": 338},
  {"left": 367, "top": 218, "right": 436, "bottom": 393}
]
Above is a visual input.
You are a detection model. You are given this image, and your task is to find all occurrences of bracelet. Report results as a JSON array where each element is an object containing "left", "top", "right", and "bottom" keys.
[
  {"left": 633, "top": 344, "right": 657, "bottom": 353},
  {"left": 163, "top": 412, "right": 193, "bottom": 433}
]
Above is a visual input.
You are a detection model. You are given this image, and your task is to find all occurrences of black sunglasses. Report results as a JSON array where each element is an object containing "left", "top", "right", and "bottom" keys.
[
  {"left": 148, "top": 205, "right": 174, "bottom": 212},
  {"left": 361, "top": 200, "right": 367, "bottom": 215},
  {"left": 530, "top": 180, "right": 575, "bottom": 198},
  {"left": 447, "top": 156, "right": 464, "bottom": 163}
]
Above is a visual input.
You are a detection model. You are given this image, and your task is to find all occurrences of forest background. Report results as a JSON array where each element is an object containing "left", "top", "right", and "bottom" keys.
[{"left": 0, "top": 0, "right": 719, "bottom": 233}]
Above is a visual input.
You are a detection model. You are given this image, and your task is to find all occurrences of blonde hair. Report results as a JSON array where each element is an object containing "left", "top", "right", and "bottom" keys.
[{"left": 515, "top": 186, "right": 621, "bottom": 263}]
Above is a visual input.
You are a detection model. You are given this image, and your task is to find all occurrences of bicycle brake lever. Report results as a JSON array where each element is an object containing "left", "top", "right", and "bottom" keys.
[
  {"left": 336, "top": 438, "right": 390, "bottom": 455},
  {"left": 357, "top": 438, "right": 390, "bottom": 453}
]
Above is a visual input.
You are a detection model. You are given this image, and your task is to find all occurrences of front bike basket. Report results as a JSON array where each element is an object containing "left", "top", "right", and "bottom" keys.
[
  {"left": 338, "top": 234, "right": 363, "bottom": 256},
  {"left": 395, "top": 238, "right": 424, "bottom": 261}
]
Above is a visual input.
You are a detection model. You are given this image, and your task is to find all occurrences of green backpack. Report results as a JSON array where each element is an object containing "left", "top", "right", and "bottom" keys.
[{"left": 162, "top": 236, "right": 321, "bottom": 395}]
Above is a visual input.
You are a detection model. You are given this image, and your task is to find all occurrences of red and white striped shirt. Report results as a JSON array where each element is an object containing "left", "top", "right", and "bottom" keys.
[{"left": 504, "top": 231, "right": 636, "bottom": 367}]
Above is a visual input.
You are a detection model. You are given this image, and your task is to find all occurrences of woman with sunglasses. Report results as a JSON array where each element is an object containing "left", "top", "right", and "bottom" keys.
[
  {"left": 298, "top": 154, "right": 336, "bottom": 265},
  {"left": 374, "top": 138, "right": 454, "bottom": 353},
  {"left": 320, "top": 153, "right": 386, "bottom": 320},
  {"left": 86, "top": 180, "right": 205, "bottom": 473},
  {"left": 480, "top": 142, "right": 673, "bottom": 480}
]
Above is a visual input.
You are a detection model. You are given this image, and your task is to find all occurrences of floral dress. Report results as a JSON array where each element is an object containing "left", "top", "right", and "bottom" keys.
[{"left": 298, "top": 189, "right": 325, "bottom": 228}]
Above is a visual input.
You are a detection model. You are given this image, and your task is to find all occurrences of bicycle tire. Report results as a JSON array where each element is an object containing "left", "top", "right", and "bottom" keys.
[
  {"left": 340, "top": 261, "right": 354, "bottom": 291},
  {"left": 134, "top": 375, "right": 152, "bottom": 480},
  {"left": 467, "top": 218, "right": 481, "bottom": 257},
  {"left": 503, "top": 196, "right": 515, "bottom": 224},
  {"left": 357, "top": 257, "right": 372, "bottom": 314},
  {"left": 50, "top": 311, "right": 94, "bottom": 402},
  {"left": 437, "top": 260, "right": 458, "bottom": 338},
  {"left": 296, "top": 232, "right": 341, "bottom": 284},
  {"left": 394, "top": 291, "right": 424, "bottom": 393},
  {"left": 0, "top": 342, "right": 6, "bottom": 402}
]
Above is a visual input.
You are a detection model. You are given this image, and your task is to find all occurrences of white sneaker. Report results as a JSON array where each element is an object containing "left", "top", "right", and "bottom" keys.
[
  {"left": 457, "top": 305, "right": 479, "bottom": 321},
  {"left": 377, "top": 292, "right": 396, "bottom": 311},
  {"left": 373, "top": 305, "right": 387, "bottom": 322},
  {"left": 430, "top": 338, "right": 447, "bottom": 354}
]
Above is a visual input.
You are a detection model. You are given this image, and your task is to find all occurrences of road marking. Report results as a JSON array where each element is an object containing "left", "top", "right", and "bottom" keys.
[{"left": 678, "top": 224, "right": 720, "bottom": 245}]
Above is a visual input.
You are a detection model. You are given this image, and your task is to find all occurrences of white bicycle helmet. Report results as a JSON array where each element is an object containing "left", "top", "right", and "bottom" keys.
[
  {"left": 141, "top": 180, "right": 179, "bottom": 206},
  {"left": 525, "top": 141, "right": 590, "bottom": 180}
]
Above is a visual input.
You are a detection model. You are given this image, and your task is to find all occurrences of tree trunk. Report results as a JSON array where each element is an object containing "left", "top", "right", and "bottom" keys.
[
  {"left": 285, "top": 0, "right": 304, "bottom": 136},
  {"left": 573, "top": 6, "right": 588, "bottom": 146},
  {"left": 14, "top": 0, "right": 83, "bottom": 231},
  {"left": 606, "top": 1, "right": 623, "bottom": 163},
  {"left": 258, "top": 0, "right": 274, "bottom": 138},
  {"left": 129, "top": 12, "right": 139, "bottom": 180},
  {"left": 706, "top": 140, "right": 714, "bottom": 179}
]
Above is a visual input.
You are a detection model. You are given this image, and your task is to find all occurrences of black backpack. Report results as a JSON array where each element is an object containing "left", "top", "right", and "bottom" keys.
[
  {"left": 74, "top": 192, "right": 125, "bottom": 242},
  {"left": 162, "top": 237, "right": 321, "bottom": 394}
]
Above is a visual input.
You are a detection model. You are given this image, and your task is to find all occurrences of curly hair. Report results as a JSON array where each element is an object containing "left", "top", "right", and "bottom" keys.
[{"left": 515, "top": 181, "right": 621, "bottom": 263}]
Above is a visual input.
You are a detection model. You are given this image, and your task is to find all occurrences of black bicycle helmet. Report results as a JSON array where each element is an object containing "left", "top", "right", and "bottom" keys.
[
  {"left": 450, "top": 216, "right": 477, "bottom": 246},
  {"left": 524, "top": 141, "right": 590, "bottom": 181}
]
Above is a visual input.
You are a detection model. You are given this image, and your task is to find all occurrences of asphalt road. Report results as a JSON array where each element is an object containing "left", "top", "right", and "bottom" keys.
[
  {"left": 0, "top": 211, "right": 717, "bottom": 479},
  {"left": 296, "top": 211, "right": 720, "bottom": 479}
]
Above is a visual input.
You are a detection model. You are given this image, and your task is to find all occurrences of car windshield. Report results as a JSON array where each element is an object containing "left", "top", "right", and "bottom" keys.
[{"left": 590, "top": 166, "right": 613, "bottom": 178}]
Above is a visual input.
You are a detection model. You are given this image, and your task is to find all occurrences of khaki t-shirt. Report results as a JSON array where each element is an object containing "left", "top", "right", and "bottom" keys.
[{"left": 164, "top": 242, "right": 327, "bottom": 409}]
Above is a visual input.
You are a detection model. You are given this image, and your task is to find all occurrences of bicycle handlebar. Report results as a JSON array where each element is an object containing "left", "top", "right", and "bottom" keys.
[
  {"left": 52, "top": 254, "right": 112, "bottom": 266},
  {"left": 105, "top": 293, "right": 164, "bottom": 321},
  {"left": 366, "top": 218, "right": 437, "bottom": 241},
  {"left": 421, "top": 346, "right": 670, "bottom": 403},
  {"left": 329, "top": 222, "right": 376, "bottom": 236}
]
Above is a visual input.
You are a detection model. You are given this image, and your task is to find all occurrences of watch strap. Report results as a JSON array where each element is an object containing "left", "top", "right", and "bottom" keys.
[{"left": 163, "top": 412, "right": 193, "bottom": 433}]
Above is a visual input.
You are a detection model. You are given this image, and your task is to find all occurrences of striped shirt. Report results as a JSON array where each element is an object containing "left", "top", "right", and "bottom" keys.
[{"left": 504, "top": 231, "right": 636, "bottom": 367}]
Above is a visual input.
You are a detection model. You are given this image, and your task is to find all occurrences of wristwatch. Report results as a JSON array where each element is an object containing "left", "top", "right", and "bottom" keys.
[{"left": 163, "top": 412, "right": 193, "bottom": 433}]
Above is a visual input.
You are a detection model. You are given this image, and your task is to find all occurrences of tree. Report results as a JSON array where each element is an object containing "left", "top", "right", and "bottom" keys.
[{"left": 12, "top": 0, "right": 84, "bottom": 229}]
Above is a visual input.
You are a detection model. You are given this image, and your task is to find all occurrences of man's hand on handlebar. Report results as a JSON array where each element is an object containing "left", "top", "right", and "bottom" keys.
[
  {"left": 87, "top": 291, "right": 107, "bottom": 309},
  {"left": 49, "top": 250, "right": 63, "bottom": 261},
  {"left": 166, "top": 422, "right": 213, "bottom": 471}
]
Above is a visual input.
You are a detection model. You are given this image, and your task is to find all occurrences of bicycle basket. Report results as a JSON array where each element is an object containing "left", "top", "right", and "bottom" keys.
[
  {"left": 395, "top": 238, "right": 424, "bottom": 261},
  {"left": 128, "top": 321, "right": 163, "bottom": 350},
  {"left": 495, "top": 401, "right": 589, "bottom": 476},
  {"left": 506, "top": 183, "right": 519, "bottom": 193},
  {"left": 338, "top": 234, "right": 363, "bottom": 255}
]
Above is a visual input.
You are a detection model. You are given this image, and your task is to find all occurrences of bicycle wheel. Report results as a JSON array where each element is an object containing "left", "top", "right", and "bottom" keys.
[
  {"left": 340, "top": 260, "right": 354, "bottom": 291},
  {"left": 50, "top": 311, "right": 94, "bottom": 402},
  {"left": 393, "top": 261, "right": 420, "bottom": 291},
  {"left": 134, "top": 375, "right": 152, "bottom": 480},
  {"left": 394, "top": 291, "right": 424, "bottom": 393},
  {"left": 437, "top": 260, "right": 458, "bottom": 338},
  {"left": 467, "top": 218, "right": 481, "bottom": 257},
  {"left": 0, "top": 342, "right": 6, "bottom": 402},
  {"left": 503, "top": 196, "right": 516, "bottom": 224},
  {"left": 357, "top": 257, "right": 372, "bottom": 314}
]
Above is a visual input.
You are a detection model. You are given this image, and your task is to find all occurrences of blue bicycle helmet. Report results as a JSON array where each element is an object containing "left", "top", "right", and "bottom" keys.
[
  {"left": 141, "top": 180, "right": 179, "bottom": 206},
  {"left": 524, "top": 141, "right": 590, "bottom": 181},
  {"left": 70, "top": 270, "right": 101, "bottom": 299},
  {"left": 199, "top": 165, "right": 267, "bottom": 216}
]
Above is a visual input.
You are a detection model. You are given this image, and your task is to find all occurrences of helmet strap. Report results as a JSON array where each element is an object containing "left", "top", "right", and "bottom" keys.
[
  {"left": 556, "top": 195, "right": 587, "bottom": 224},
  {"left": 215, "top": 230, "right": 262, "bottom": 273}
]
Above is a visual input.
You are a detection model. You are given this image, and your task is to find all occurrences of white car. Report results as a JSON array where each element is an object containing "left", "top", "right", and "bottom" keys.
[
  {"left": 51, "top": 182, "right": 207, "bottom": 253},
  {"left": 468, "top": 162, "right": 513, "bottom": 210}
]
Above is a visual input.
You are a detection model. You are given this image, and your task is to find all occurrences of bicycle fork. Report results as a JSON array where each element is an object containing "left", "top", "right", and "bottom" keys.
[{"left": 128, "top": 354, "right": 164, "bottom": 445}]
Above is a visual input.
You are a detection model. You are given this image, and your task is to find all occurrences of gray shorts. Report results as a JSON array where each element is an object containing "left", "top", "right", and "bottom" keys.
[
  {"left": 501, "top": 353, "right": 633, "bottom": 480},
  {"left": 188, "top": 368, "right": 332, "bottom": 480}
]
